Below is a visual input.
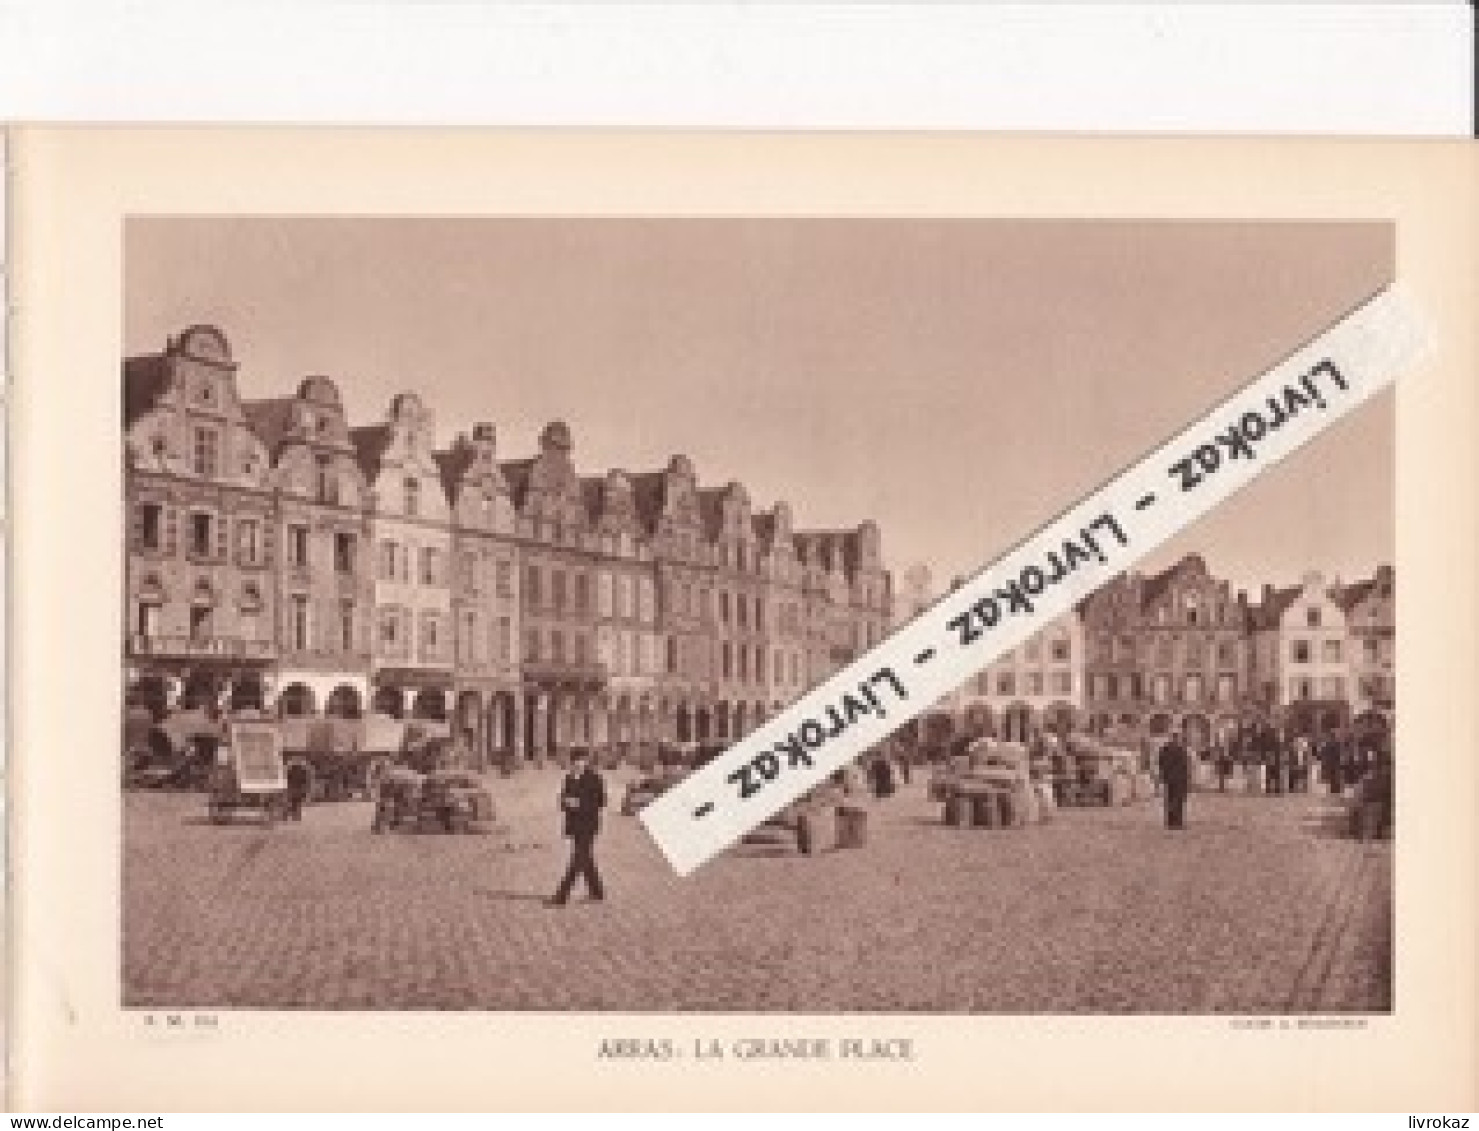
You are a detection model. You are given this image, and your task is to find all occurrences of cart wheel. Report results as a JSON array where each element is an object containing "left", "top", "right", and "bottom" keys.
[{"left": 796, "top": 814, "right": 814, "bottom": 855}]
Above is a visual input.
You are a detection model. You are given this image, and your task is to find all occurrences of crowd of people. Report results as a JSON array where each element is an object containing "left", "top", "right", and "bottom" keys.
[{"left": 1194, "top": 724, "right": 1393, "bottom": 799}]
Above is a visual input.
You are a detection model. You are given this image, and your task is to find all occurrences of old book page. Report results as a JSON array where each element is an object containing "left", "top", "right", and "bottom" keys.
[{"left": 6, "top": 129, "right": 1476, "bottom": 1111}]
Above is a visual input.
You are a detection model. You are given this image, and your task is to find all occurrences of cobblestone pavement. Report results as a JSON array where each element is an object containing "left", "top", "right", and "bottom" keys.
[{"left": 123, "top": 768, "right": 1391, "bottom": 1013}]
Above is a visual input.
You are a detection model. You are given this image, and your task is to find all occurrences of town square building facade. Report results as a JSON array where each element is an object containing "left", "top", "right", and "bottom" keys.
[{"left": 122, "top": 326, "right": 895, "bottom": 766}]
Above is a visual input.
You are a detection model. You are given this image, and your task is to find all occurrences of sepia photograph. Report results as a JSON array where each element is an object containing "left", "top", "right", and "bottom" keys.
[{"left": 120, "top": 217, "right": 1397, "bottom": 1014}]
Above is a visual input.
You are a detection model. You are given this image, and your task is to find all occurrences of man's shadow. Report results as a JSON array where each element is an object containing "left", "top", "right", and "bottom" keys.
[{"left": 477, "top": 888, "right": 551, "bottom": 902}]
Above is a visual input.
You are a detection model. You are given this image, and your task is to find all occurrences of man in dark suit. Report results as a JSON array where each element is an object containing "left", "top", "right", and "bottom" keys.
[
  {"left": 549, "top": 749, "right": 607, "bottom": 907},
  {"left": 1157, "top": 735, "right": 1191, "bottom": 830}
]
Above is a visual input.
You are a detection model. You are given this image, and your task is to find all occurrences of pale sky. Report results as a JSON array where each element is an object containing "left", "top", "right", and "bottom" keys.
[{"left": 125, "top": 218, "right": 1393, "bottom": 597}]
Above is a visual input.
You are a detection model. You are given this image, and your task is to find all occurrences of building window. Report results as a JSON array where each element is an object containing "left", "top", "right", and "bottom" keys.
[
  {"left": 524, "top": 628, "right": 540, "bottom": 662},
  {"left": 1216, "top": 641, "right": 1236, "bottom": 668},
  {"left": 754, "top": 598, "right": 764, "bottom": 633},
  {"left": 419, "top": 547, "right": 439, "bottom": 586},
  {"left": 1049, "top": 634, "right": 1070, "bottom": 663},
  {"left": 574, "top": 633, "right": 589, "bottom": 665},
  {"left": 138, "top": 503, "right": 163, "bottom": 551},
  {"left": 421, "top": 614, "right": 441, "bottom": 660},
  {"left": 291, "top": 595, "right": 310, "bottom": 652},
  {"left": 287, "top": 524, "right": 309, "bottom": 569},
  {"left": 996, "top": 672, "right": 1015, "bottom": 696},
  {"left": 1320, "top": 676, "right": 1345, "bottom": 700},
  {"left": 1115, "top": 635, "right": 1135, "bottom": 663},
  {"left": 192, "top": 428, "right": 219, "bottom": 477},
  {"left": 1027, "top": 672, "right": 1044, "bottom": 697},
  {"left": 495, "top": 559, "right": 514, "bottom": 597},
  {"left": 1291, "top": 677, "right": 1313, "bottom": 701},
  {"left": 1216, "top": 673, "right": 1237, "bottom": 703},
  {"left": 1291, "top": 640, "right": 1312, "bottom": 664},
  {"left": 334, "top": 532, "right": 356, "bottom": 574},
  {"left": 1153, "top": 675, "right": 1171, "bottom": 704},
  {"left": 1363, "top": 637, "right": 1380, "bottom": 663},
  {"left": 316, "top": 455, "right": 338, "bottom": 504},
  {"left": 526, "top": 564, "right": 542, "bottom": 606},
  {"left": 1184, "top": 674, "right": 1204, "bottom": 702},
  {"left": 1051, "top": 672, "right": 1072, "bottom": 697},
  {"left": 719, "top": 591, "right": 731, "bottom": 625},
  {"left": 574, "top": 572, "right": 590, "bottom": 613},
  {"left": 668, "top": 637, "right": 680, "bottom": 675},
  {"left": 404, "top": 478, "right": 420, "bottom": 518},
  {"left": 1322, "top": 639, "right": 1342, "bottom": 663},
  {"left": 551, "top": 630, "right": 565, "bottom": 664},
  {"left": 552, "top": 569, "right": 567, "bottom": 611},
  {"left": 721, "top": 641, "right": 733, "bottom": 679},
  {"left": 185, "top": 511, "right": 212, "bottom": 559},
  {"left": 1306, "top": 607, "right": 1321, "bottom": 629},
  {"left": 135, "top": 603, "right": 160, "bottom": 638},
  {"left": 236, "top": 518, "right": 261, "bottom": 565},
  {"left": 379, "top": 608, "right": 400, "bottom": 650},
  {"left": 738, "top": 644, "right": 749, "bottom": 682},
  {"left": 339, "top": 600, "right": 355, "bottom": 652},
  {"left": 1186, "top": 637, "right": 1204, "bottom": 665}
]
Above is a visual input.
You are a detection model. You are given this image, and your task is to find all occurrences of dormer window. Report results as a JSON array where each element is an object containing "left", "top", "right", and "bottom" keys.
[
  {"left": 1306, "top": 607, "right": 1321, "bottom": 629},
  {"left": 192, "top": 427, "right": 219, "bottom": 477},
  {"left": 404, "top": 478, "right": 420, "bottom": 518},
  {"left": 316, "top": 455, "right": 338, "bottom": 505}
]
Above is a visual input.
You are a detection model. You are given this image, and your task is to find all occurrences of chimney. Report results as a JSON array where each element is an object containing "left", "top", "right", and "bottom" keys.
[
  {"left": 1261, "top": 584, "right": 1274, "bottom": 605},
  {"left": 472, "top": 422, "right": 496, "bottom": 446}
]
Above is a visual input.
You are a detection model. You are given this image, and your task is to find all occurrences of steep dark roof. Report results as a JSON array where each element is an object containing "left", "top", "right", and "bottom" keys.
[
  {"left": 499, "top": 458, "right": 535, "bottom": 508},
  {"left": 349, "top": 425, "right": 393, "bottom": 482},
  {"left": 241, "top": 397, "right": 296, "bottom": 459},
  {"left": 630, "top": 471, "right": 667, "bottom": 534},
  {"left": 123, "top": 354, "right": 171, "bottom": 429},
  {"left": 751, "top": 511, "right": 776, "bottom": 546},
  {"left": 1248, "top": 585, "right": 1302, "bottom": 631},
  {"left": 1330, "top": 577, "right": 1377, "bottom": 613},
  {"left": 697, "top": 488, "right": 726, "bottom": 541},
  {"left": 580, "top": 476, "right": 606, "bottom": 523},
  {"left": 1140, "top": 560, "right": 1184, "bottom": 607},
  {"left": 431, "top": 449, "right": 467, "bottom": 506}
]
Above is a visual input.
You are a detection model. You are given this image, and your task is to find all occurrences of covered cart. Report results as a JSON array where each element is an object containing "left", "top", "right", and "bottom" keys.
[
  {"left": 207, "top": 717, "right": 289, "bottom": 825},
  {"left": 371, "top": 767, "right": 496, "bottom": 834},
  {"left": 940, "top": 739, "right": 1047, "bottom": 829}
]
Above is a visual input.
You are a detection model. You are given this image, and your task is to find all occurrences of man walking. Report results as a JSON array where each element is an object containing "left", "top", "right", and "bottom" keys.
[
  {"left": 1157, "top": 733, "right": 1191, "bottom": 830},
  {"left": 549, "top": 749, "right": 607, "bottom": 907}
]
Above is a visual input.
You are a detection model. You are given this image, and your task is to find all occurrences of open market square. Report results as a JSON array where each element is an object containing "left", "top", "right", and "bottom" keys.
[{"left": 123, "top": 763, "right": 1391, "bottom": 1014}]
